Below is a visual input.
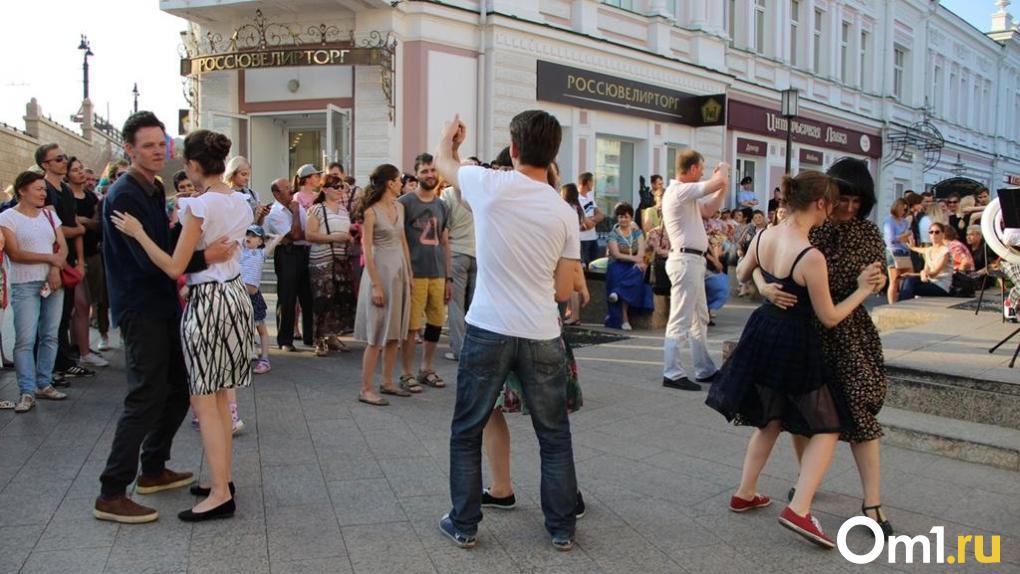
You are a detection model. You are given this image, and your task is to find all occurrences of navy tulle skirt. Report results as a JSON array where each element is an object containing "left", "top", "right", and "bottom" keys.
[
  {"left": 604, "top": 260, "right": 653, "bottom": 328},
  {"left": 706, "top": 304, "right": 852, "bottom": 436}
]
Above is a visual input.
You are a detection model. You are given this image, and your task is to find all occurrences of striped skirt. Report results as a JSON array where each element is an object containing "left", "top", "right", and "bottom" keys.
[{"left": 181, "top": 276, "right": 255, "bottom": 396}]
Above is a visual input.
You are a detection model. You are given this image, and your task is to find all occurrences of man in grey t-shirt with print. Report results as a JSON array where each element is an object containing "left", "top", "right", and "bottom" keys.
[{"left": 398, "top": 153, "right": 452, "bottom": 392}]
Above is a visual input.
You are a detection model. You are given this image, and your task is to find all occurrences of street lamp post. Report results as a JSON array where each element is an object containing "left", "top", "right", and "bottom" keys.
[
  {"left": 78, "top": 35, "right": 94, "bottom": 101},
  {"left": 132, "top": 83, "right": 140, "bottom": 113},
  {"left": 781, "top": 88, "right": 800, "bottom": 175}
]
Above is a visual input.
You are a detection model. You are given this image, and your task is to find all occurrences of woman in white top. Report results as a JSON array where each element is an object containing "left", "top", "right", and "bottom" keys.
[
  {"left": 0, "top": 172, "right": 70, "bottom": 413},
  {"left": 112, "top": 130, "right": 253, "bottom": 522},
  {"left": 900, "top": 221, "right": 953, "bottom": 300}
]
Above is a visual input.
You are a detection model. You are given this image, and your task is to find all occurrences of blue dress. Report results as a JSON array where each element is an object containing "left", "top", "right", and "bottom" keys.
[
  {"left": 706, "top": 237, "right": 851, "bottom": 436},
  {"left": 604, "top": 225, "right": 653, "bottom": 328}
]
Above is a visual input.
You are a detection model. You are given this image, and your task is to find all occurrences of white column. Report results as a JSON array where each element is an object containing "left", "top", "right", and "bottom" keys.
[{"left": 572, "top": 0, "right": 600, "bottom": 36}]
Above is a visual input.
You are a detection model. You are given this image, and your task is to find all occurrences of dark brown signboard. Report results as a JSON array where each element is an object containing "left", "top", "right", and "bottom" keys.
[
  {"left": 536, "top": 60, "right": 726, "bottom": 126},
  {"left": 736, "top": 138, "right": 767, "bottom": 157},
  {"left": 181, "top": 46, "right": 389, "bottom": 75},
  {"left": 727, "top": 99, "right": 881, "bottom": 158},
  {"left": 800, "top": 148, "right": 823, "bottom": 165}
]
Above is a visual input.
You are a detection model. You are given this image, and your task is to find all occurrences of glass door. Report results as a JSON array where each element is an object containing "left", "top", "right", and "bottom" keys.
[
  {"left": 594, "top": 136, "right": 635, "bottom": 231},
  {"left": 326, "top": 104, "right": 351, "bottom": 172}
]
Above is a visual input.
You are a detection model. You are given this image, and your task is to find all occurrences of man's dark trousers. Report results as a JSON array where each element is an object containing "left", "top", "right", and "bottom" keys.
[
  {"left": 274, "top": 244, "right": 314, "bottom": 347},
  {"left": 98, "top": 311, "right": 190, "bottom": 497}
]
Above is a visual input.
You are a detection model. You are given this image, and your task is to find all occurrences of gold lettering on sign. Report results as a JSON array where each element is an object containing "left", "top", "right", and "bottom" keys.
[{"left": 183, "top": 47, "right": 373, "bottom": 75}]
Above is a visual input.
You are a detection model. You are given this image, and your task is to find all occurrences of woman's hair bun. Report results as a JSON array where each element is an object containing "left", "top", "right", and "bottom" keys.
[{"left": 205, "top": 132, "right": 232, "bottom": 159}]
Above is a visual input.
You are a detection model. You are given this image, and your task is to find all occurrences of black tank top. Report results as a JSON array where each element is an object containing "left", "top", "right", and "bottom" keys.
[{"left": 756, "top": 229, "right": 815, "bottom": 317}]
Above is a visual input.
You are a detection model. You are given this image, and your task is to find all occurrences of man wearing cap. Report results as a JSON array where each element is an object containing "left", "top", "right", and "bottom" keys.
[{"left": 264, "top": 177, "right": 314, "bottom": 350}]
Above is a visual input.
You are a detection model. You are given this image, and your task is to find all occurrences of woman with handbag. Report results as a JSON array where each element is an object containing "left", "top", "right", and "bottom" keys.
[
  {"left": 305, "top": 173, "right": 357, "bottom": 357},
  {"left": 0, "top": 172, "right": 71, "bottom": 412}
]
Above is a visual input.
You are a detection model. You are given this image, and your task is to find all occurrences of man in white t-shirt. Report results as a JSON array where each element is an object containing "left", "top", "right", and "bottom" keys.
[
  {"left": 577, "top": 172, "right": 604, "bottom": 265},
  {"left": 661, "top": 150, "right": 729, "bottom": 391},
  {"left": 737, "top": 176, "right": 758, "bottom": 208},
  {"left": 433, "top": 111, "right": 581, "bottom": 551}
]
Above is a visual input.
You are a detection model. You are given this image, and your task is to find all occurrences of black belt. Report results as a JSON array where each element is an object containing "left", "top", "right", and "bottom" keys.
[{"left": 672, "top": 247, "right": 705, "bottom": 257}]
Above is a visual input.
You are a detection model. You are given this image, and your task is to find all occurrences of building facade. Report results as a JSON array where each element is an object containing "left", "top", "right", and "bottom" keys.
[{"left": 161, "top": 0, "right": 1020, "bottom": 218}]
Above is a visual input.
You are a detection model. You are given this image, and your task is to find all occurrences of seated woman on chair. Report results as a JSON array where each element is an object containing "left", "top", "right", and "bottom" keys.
[{"left": 899, "top": 222, "right": 952, "bottom": 300}]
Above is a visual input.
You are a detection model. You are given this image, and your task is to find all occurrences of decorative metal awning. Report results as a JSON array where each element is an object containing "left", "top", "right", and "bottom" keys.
[
  {"left": 883, "top": 111, "right": 944, "bottom": 173},
  {"left": 179, "top": 9, "right": 397, "bottom": 122}
]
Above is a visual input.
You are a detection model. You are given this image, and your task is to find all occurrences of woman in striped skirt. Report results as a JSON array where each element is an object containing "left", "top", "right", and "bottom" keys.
[{"left": 111, "top": 129, "right": 253, "bottom": 522}]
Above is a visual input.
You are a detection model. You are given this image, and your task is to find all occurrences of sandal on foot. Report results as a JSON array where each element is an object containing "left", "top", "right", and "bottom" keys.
[
  {"left": 399, "top": 374, "right": 423, "bottom": 394},
  {"left": 0, "top": 400, "right": 14, "bottom": 409},
  {"left": 380, "top": 385, "right": 412, "bottom": 398},
  {"left": 418, "top": 370, "right": 446, "bottom": 388},
  {"left": 358, "top": 393, "right": 390, "bottom": 406},
  {"left": 862, "top": 503, "right": 894, "bottom": 537}
]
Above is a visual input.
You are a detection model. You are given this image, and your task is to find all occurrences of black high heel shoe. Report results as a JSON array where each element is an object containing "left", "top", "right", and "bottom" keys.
[
  {"left": 178, "top": 498, "right": 235, "bottom": 522},
  {"left": 189, "top": 482, "right": 236, "bottom": 497},
  {"left": 862, "top": 503, "right": 894, "bottom": 537}
]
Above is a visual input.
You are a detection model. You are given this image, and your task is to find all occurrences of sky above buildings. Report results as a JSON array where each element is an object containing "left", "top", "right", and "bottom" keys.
[{"left": 0, "top": 1, "right": 1001, "bottom": 141}]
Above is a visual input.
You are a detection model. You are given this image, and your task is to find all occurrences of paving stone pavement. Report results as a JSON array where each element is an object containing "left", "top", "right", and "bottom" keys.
[{"left": 0, "top": 302, "right": 1017, "bottom": 574}]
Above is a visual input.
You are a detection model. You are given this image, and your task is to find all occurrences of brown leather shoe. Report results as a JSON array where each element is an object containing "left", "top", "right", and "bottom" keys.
[
  {"left": 93, "top": 495, "right": 159, "bottom": 524},
  {"left": 135, "top": 469, "right": 195, "bottom": 495}
]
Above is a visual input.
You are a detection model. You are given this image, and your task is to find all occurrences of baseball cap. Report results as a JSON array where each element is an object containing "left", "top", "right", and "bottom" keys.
[
  {"left": 296, "top": 164, "right": 322, "bottom": 179},
  {"left": 246, "top": 224, "right": 265, "bottom": 237}
]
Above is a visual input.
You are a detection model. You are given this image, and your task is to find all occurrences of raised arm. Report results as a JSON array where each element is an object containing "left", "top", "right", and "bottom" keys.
[
  {"left": 698, "top": 162, "right": 731, "bottom": 217},
  {"left": 435, "top": 114, "right": 467, "bottom": 193}
]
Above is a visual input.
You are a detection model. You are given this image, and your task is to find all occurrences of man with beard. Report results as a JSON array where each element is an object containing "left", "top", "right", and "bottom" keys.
[{"left": 398, "top": 153, "right": 452, "bottom": 392}]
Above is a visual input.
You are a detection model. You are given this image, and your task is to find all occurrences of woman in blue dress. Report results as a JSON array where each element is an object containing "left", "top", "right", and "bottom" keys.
[{"left": 604, "top": 203, "right": 652, "bottom": 330}]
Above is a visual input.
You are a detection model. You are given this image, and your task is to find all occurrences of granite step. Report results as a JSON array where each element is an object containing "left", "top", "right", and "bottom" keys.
[
  {"left": 878, "top": 407, "right": 1020, "bottom": 471},
  {"left": 885, "top": 366, "right": 1020, "bottom": 430}
]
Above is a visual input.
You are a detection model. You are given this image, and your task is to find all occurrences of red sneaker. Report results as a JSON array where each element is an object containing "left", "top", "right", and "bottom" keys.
[
  {"left": 729, "top": 494, "right": 771, "bottom": 512},
  {"left": 778, "top": 507, "right": 835, "bottom": 549}
]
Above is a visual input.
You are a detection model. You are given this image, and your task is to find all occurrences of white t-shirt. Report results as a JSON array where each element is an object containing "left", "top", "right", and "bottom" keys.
[
  {"left": 578, "top": 191, "right": 598, "bottom": 241},
  {"left": 0, "top": 208, "right": 57, "bottom": 284},
  {"left": 662, "top": 179, "right": 709, "bottom": 253},
  {"left": 179, "top": 191, "right": 253, "bottom": 285},
  {"left": 457, "top": 166, "right": 581, "bottom": 340}
]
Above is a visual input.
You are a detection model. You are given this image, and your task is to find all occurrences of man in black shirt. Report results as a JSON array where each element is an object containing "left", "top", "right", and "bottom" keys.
[
  {"left": 94, "top": 112, "right": 235, "bottom": 524},
  {"left": 37, "top": 144, "right": 91, "bottom": 381}
]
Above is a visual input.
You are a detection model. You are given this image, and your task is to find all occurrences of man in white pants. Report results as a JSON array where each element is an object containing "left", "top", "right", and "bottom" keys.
[{"left": 661, "top": 150, "right": 729, "bottom": 390}]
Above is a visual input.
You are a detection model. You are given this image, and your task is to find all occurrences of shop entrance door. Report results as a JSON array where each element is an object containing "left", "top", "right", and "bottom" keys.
[
  {"left": 326, "top": 104, "right": 351, "bottom": 173},
  {"left": 595, "top": 136, "right": 635, "bottom": 231}
]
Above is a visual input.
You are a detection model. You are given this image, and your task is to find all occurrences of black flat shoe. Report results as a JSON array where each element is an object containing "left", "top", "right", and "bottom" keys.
[
  {"left": 189, "top": 482, "right": 236, "bottom": 497},
  {"left": 862, "top": 503, "right": 894, "bottom": 537},
  {"left": 663, "top": 377, "right": 701, "bottom": 391},
  {"left": 178, "top": 498, "right": 235, "bottom": 522}
]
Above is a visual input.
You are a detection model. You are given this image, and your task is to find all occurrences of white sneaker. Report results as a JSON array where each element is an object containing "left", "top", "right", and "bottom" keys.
[
  {"left": 97, "top": 337, "right": 112, "bottom": 352},
  {"left": 621, "top": 322, "right": 632, "bottom": 331},
  {"left": 80, "top": 353, "right": 109, "bottom": 367},
  {"left": 608, "top": 292, "right": 619, "bottom": 303},
  {"left": 443, "top": 352, "right": 457, "bottom": 361}
]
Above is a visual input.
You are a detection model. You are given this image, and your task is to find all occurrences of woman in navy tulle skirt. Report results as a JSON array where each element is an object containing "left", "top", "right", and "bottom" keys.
[{"left": 705, "top": 171, "right": 884, "bottom": 549}]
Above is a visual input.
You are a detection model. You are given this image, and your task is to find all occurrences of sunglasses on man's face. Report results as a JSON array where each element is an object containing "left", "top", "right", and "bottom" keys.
[
  {"left": 45, "top": 154, "right": 68, "bottom": 164},
  {"left": 947, "top": 201, "right": 958, "bottom": 205},
  {"left": 929, "top": 230, "right": 942, "bottom": 235}
]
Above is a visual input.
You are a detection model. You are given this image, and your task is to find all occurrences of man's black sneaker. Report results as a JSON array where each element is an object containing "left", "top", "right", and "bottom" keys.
[
  {"left": 63, "top": 365, "right": 95, "bottom": 378},
  {"left": 51, "top": 372, "right": 70, "bottom": 388},
  {"left": 439, "top": 513, "right": 477, "bottom": 548},
  {"left": 696, "top": 372, "right": 720, "bottom": 384},
  {"left": 575, "top": 491, "right": 586, "bottom": 519},
  {"left": 662, "top": 377, "right": 700, "bottom": 391},
  {"left": 481, "top": 488, "right": 516, "bottom": 510}
]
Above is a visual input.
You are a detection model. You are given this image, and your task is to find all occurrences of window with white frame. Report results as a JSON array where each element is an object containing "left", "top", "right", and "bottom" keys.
[
  {"left": 840, "top": 21, "right": 851, "bottom": 83},
  {"left": 728, "top": 0, "right": 737, "bottom": 43},
  {"left": 859, "top": 30, "right": 869, "bottom": 89},
  {"left": 961, "top": 75, "right": 970, "bottom": 127},
  {"left": 893, "top": 45, "right": 906, "bottom": 99},
  {"left": 949, "top": 70, "right": 957, "bottom": 122},
  {"left": 791, "top": 0, "right": 800, "bottom": 66},
  {"left": 602, "top": 0, "right": 634, "bottom": 10},
  {"left": 973, "top": 82, "right": 981, "bottom": 129},
  {"left": 933, "top": 64, "right": 943, "bottom": 114},
  {"left": 755, "top": 0, "right": 767, "bottom": 54},
  {"left": 813, "top": 8, "right": 824, "bottom": 74},
  {"left": 984, "top": 82, "right": 992, "bottom": 132}
]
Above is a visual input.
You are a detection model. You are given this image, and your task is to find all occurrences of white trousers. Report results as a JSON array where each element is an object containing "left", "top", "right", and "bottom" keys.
[{"left": 662, "top": 253, "right": 716, "bottom": 380}]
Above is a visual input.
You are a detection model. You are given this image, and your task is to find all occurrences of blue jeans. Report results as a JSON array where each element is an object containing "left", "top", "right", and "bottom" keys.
[
  {"left": 11, "top": 281, "right": 64, "bottom": 396},
  {"left": 448, "top": 325, "right": 577, "bottom": 539}
]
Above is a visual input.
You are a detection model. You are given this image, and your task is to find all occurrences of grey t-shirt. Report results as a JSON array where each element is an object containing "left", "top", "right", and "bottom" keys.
[{"left": 398, "top": 192, "right": 449, "bottom": 278}]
